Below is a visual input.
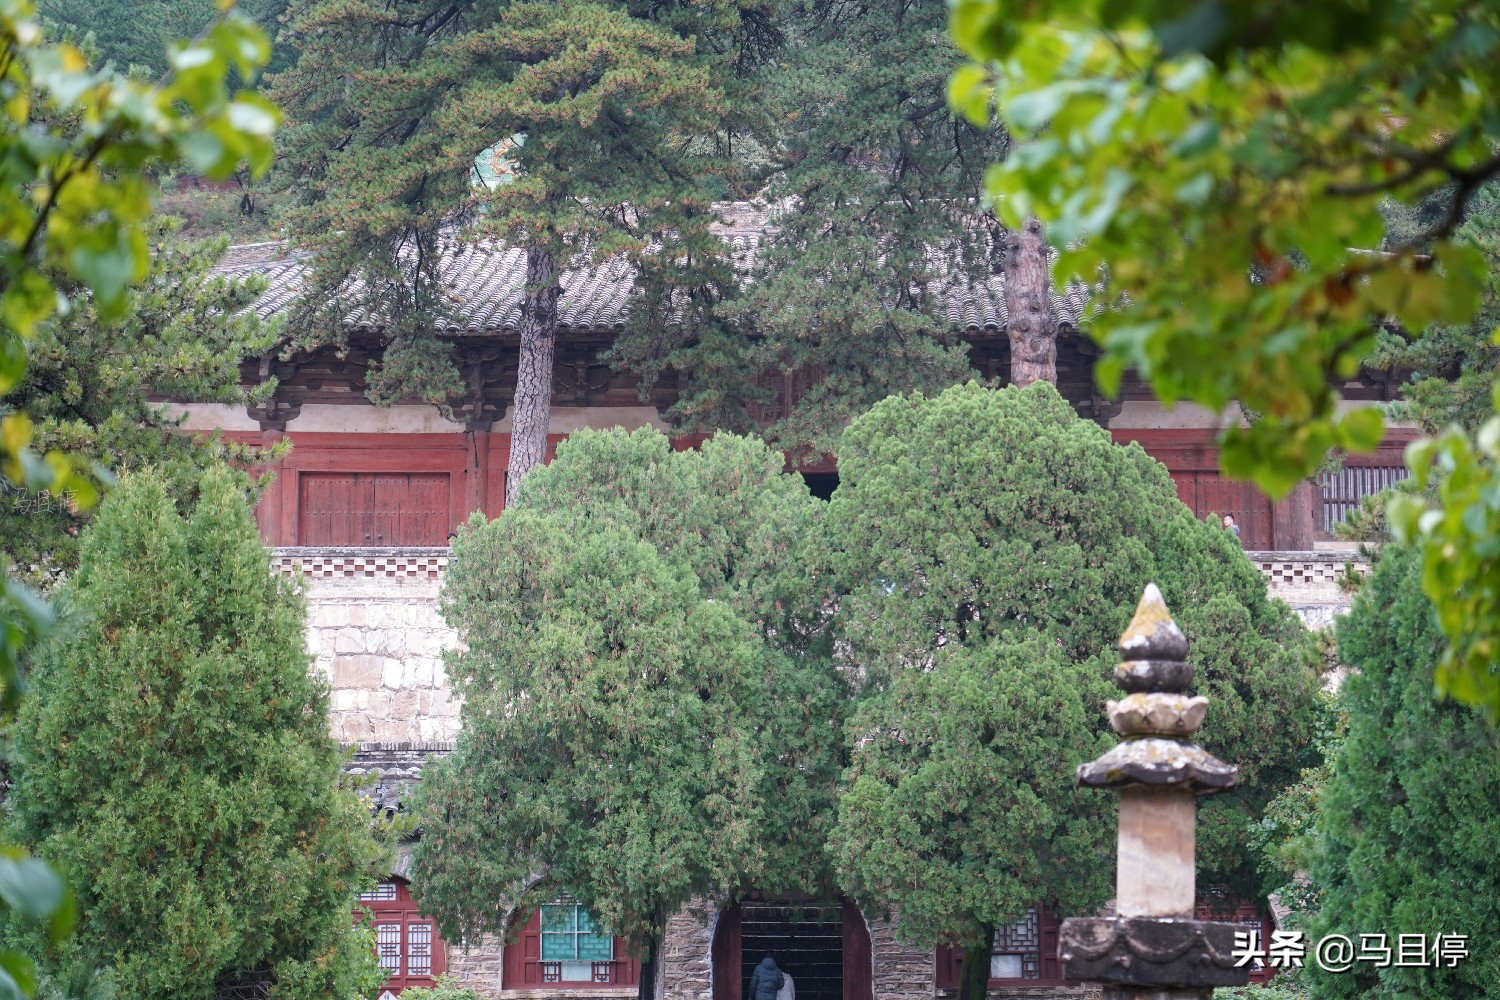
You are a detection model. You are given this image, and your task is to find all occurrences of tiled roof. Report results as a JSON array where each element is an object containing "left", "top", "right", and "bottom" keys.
[{"left": 219, "top": 204, "right": 1097, "bottom": 336}]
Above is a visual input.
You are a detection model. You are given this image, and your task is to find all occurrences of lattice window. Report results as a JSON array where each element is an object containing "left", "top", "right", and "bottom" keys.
[
  {"left": 992, "top": 909, "right": 1041, "bottom": 980},
  {"left": 541, "top": 904, "right": 613, "bottom": 982},
  {"left": 376, "top": 924, "right": 402, "bottom": 973},
  {"left": 360, "top": 883, "right": 397, "bottom": 902},
  {"left": 407, "top": 924, "right": 433, "bottom": 976},
  {"left": 1318, "top": 465, "right": 1410, "bottom": 532}
]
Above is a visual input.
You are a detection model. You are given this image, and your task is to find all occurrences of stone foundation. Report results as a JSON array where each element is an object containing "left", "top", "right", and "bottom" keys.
[
  {"left": 1246, "top": 549, "right": 1367, "bottom": 630},
  {"left": 448, "top": 934, "right": 505, "bottom": 993}
]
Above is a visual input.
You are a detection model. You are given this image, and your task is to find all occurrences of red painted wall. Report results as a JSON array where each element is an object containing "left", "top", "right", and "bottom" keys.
[{"left": 229, "top": 425, "right": 1417, "bottom": 550}]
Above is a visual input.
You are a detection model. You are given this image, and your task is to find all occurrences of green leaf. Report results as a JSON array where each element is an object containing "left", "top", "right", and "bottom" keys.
[
  {"left": 0, "top": 854, "right": 66, "bottom": 919},
  {"left": 1337, "top": 407, "right": 1385, "bottom": 452},
  {"left": 0, "top": 951, "right": 35, "bottom": 998},
  {"left": 1387, "top": 493, "right": 1424, "bottom": 544},
  {"left": 0, "top": 958, "right": 28, "bottom": 1000}
]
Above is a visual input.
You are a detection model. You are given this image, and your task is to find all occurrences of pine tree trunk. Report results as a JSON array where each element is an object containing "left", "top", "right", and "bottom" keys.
[
  {"left": 506, "top": 241, "right": 559, "bottom": 506},
  {"left": 636, "top": 930, "right": 664, "bottom": 1000},
  {"left": 956, "top": 925, "right": 995, "bottom": 1000},
  {"left": 1002, "top": 216, "right": 1056, "bottom": 389}
]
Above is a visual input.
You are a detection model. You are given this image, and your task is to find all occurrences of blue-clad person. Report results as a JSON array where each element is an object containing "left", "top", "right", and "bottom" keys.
[{"left": 749, "top": 955, "right": 784, "bottom": 1000}]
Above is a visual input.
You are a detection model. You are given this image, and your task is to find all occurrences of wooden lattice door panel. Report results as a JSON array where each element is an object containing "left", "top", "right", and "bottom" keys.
[
  {"left": 298, "top": 473, "right": 451, "bottom": 546},
  {"left": 357, "top": 880, "right": 446, "bottom": 991}
]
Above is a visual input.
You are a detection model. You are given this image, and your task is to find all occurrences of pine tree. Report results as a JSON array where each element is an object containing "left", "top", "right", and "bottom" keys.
[
  {"left": 3, "top": 226, "right": 285, "bottom": 585},
  {"left": 1301, "top": 544, "right": 1500, "bottom": 999},
  {"left": 824, "top": 382, "right": 1323, "bottom": 1000},
  {"left": 1367, "top": 180, "right": 1500, "bottom": 435},
  {"left": 271, "top": 0, "right": 770, "bottom": 501},
  {"left": 623, "top": 0, "right": 1017, "bottom": 455},
  {"left": 38, "top": 0, "right": 293, "bottom": 77},
  {"left": 4, "top": 466, "right": 384, "bottom": 1000},
  {"left": 412, "top": 429, "right": 846, "bottom": 1000}
]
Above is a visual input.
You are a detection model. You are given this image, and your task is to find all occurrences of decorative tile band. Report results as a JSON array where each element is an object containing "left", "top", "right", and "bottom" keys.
[
  {"left": 275, "top": 546, "right": 1366, "bottom": 596},
  {"left": 273, "top": 546, "right": 450, "bottom": 580},
  {"left": 1244, "top": 551, "right": 1369, "bottom": 592}
]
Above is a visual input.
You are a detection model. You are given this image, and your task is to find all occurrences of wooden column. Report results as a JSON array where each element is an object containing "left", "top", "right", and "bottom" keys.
[
  {"left": 841, "top": 902, "right": 872, "bottom": 1000},
  {"left": 711, "top": 904, "right": 742, "bottom": 1000},
  {"left": 256, "top": 427, "right": 286, "bottom": 546},
  {"left": 464, "top": 423, "right": 491, "bottom": 523}
]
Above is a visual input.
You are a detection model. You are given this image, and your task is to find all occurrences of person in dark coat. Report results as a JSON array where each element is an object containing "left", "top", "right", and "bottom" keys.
[{"left": 749, "top": 955, "right": 784, "bottom": 1000}]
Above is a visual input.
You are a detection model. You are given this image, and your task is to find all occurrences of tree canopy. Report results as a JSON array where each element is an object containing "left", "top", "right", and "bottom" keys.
[
  {"left": 950, "top": 0, "right": 1500, "bottom": 719},
  {"left": 824, "top": 382, "right": 1322, "bottom": 988},
  {"left": 1369, "top": 181, "right": 1500, "bottom": 436},
  {"left": 0, "top": 4, "right": 278, "bottom": 987},
  {"left": 4, "top": 465, "right": 384, "bottom": 1000},
  {"left": 37, "top": 0, "right": 293, "bottom": 77},
  {"left": 614, "top": 0, "right": 1009, "bottom": 454},
  {"left": 412, "top": 429, "right": 847, "bottom": 1000},
  {"left": 1304, "top": 544, "right": 1500, "bottom": 999}
]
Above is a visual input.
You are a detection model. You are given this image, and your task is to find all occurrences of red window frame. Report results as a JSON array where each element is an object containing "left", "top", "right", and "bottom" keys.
[
  {"left": 502, "top": 908, "right": 641, "bottom": 989},
  {"left": 356, "top": 878, "right": 447, "bottom": 993},
  {"left": 934, "top": 906, "right": 1068, "bottom": 988}
]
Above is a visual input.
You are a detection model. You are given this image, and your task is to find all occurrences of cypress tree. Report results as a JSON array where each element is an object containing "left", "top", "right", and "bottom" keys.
[
  {"left": 413, "top": 429, "right": 846, "bottom": 1000},
  {"left": 1303, "top": 545, "right": 1500, "bottom": 999},
  {"left": 4, "top": 466, "right": 384, "bottom": 1000},
  {"left": 825, "top": 382, "right": 1322, "bottom": 1000}
]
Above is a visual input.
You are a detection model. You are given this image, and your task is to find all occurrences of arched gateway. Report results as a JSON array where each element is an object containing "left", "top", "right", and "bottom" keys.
[{"left": 711, "top": 900, "right": 872, "bottom": 1000}]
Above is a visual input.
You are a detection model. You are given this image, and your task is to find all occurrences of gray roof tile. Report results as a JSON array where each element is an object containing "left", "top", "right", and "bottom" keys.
[{"left": 219, "top": 205, "right": 1097, "bottom": 335}]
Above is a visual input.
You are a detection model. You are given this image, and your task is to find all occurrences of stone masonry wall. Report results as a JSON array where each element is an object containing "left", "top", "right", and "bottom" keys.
[
  {"left": 282, "top": 546, "right": 1363, "bottom": 750},
  {"left": 290, "top": 560, "right": 461, "bottom": 743},
  {"left": 1246, "top": 550, "right": 1367, "bottom": 630},
  {"left": 447, "top": 934, "right": 505, "bottom": 994},
  {"left": 869, "top": 916, "right": 933, "bottom": 1000}
]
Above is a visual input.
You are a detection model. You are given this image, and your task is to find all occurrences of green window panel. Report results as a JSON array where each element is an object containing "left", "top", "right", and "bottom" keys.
[{"left": 541, "top": 904, "right": 613, "bottom": 962}]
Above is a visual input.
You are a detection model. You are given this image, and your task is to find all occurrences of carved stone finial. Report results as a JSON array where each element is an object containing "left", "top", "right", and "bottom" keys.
[
  {"left": 1115, "top": 584, "right": 1192, "bottom": 692},
  {"left": 1078, "top": 584, "right": 1237, "bottom": 793}
]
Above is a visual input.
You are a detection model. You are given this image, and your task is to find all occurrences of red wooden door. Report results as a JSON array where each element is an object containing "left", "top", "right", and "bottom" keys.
[
  {"left": 712, "top": 904, "right": 742, "bottom": 1000},
  {"left": 298, "top": 473, "right": 452, "bottom": 545},
  {"left": 1171, "top": 472, "right": 1273, "bottom": 548},
  {"left": 358, "top": 880, "right": 446, "bottom": 992},
  {"left": 402, "top": 474, "right": 450, "bottom": 544},
  {"left": 840, "top": 902, "right": 871, "bottom": 1000}
]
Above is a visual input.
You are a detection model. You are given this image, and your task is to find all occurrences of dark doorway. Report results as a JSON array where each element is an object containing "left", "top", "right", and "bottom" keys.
[
  {"left": 712, "top": 900, "right": 870, "bottom": 1000},
  {"left": 741, "top": 902, "right": 841, "bottom": 1000},
  {"left": 800, "top": 473, "right": 839, "bottom": 501}
]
